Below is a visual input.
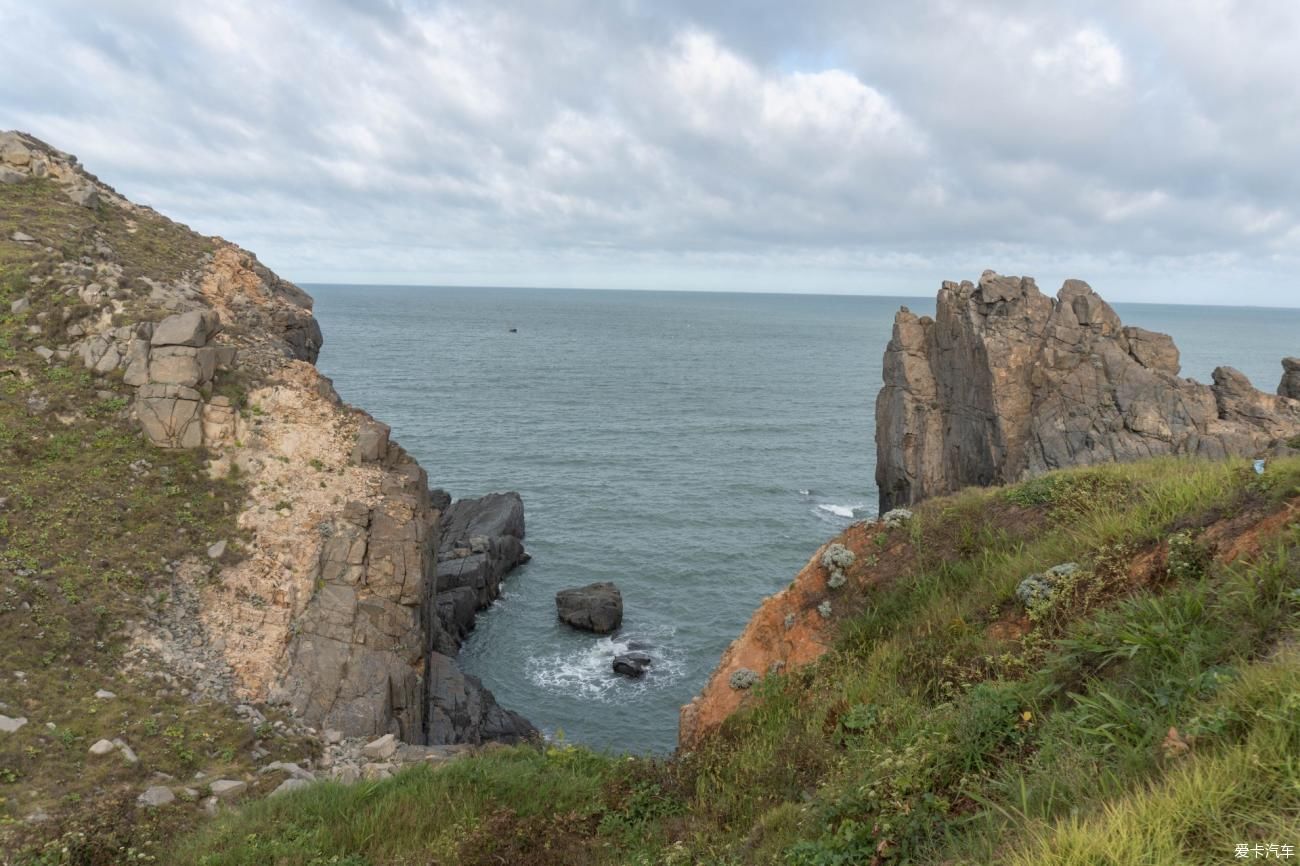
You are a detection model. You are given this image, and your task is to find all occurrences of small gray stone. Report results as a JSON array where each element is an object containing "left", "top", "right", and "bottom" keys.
[
  {"left": 271, "top": 778, "right": 311, "bottom": 796},
  {"left": 10, "top": 231, "right": 35, "bottom": 243},
  {"left": 10, "top": 298, "right": 29, "bottom": 314},
  {"left": 323, "top": 728, "right": 344, "bottom": 745},
  {"left": 112, "top": 738, "right": 139, "bottom": 764},
  {"left": 209, "top": 779, "right": 247, "bottom": 800},
  {"left": 361, "top": 763, "right": 394, "bottom": 781},
  {"left": 0, "top": 715, "right": 27, "bottom": 734},
  {"left": 94, "top": 689, "right": 116, "bottom": 699},
  {"left": 88, "top": 739, "right": 116, "bottom": 756},
  {"left": 66, "top": 184, "right": 98, "bottom": 209},
  {"left": 137, "top": 786, "right": 175, "bottom": 808},
  {"left": 207, "top": 539, "right": 228, "bottom": 560},
  {"left": 34, "top": 346, "right": 54, "bottom": 361},
  {"left": 0, "top": 167, "right": 25, "bottom": 185},
  {"left": 258, "top": 761, "right": 314, "bottom": 781},
  {"left": 361, "top": 733, "right": 397, "bottom": 761}
]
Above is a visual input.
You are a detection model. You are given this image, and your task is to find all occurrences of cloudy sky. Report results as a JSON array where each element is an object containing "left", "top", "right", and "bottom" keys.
[{"left": 2, "top": 1, "right": 1299, "bottom": 305}]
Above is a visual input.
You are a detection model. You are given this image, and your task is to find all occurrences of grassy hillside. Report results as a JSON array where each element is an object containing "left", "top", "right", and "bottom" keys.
[
  {"left": 1, "top": 173, "right": 315, "bottom": 864},
  {"left": 173, "top": 456, "right": 1300, "bottom": 866}
]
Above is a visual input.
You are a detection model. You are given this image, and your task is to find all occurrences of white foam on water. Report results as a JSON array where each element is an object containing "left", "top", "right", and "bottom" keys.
[
  {"left": 525, "top": 624, "right": 685, "bottom": 702},
  {"left": 815, "top": 503, "right": 860, "bottom": 518}
]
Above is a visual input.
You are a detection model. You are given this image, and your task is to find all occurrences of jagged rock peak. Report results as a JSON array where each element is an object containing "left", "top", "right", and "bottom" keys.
[{"left": 875, "top": 271, "right": 1300, "bottom": 511}]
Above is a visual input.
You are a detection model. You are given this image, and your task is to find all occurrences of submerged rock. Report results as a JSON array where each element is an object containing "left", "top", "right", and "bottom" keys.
[
  {"left": 613, "top": 651, "right": 653, "bottom": 678},
  {"left": 556, "top": 582, "right": 623, "bottom": 633}
]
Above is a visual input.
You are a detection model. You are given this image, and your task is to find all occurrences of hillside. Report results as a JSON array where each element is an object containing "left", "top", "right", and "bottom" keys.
[
  {"left": 0, "top": 132, "right": 528, "bottom": 863},
  {"left": 176, "top": 455, "right": 1300, "bottom": 865}
]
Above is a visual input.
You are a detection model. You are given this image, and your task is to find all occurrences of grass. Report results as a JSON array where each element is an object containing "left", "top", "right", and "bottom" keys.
[{"left": 170, "top": 456, "right": 1300, "bottom": 865}]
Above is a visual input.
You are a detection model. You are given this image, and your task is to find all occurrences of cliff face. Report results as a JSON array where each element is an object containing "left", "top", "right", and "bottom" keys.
[
  {"left": 876, "top": 271, "right": 1300, "bottom": 511},
  {"left": 0, "top": 130, "right": 526, "bottom": 744}
]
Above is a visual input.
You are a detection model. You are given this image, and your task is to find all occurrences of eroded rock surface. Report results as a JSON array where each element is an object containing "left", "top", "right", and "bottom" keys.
[
  {"left": 876, "top": 271, "right": 1300, "bottom": 510},
  {"left": 430, "top": 491, "right": 528, "bottom": 654}
]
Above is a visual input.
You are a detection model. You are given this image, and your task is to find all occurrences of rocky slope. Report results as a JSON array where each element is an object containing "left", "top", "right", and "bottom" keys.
[
  {"left": 875, "top": 271, "right": 1300, "bottom": 511},
  {"left": 0, "top": 130, "right": 529, "bottom": 748}
]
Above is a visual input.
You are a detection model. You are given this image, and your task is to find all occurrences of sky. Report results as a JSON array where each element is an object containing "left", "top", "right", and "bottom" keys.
[{"left": 2, "top": 1, "right": 1299, "bottom": 306}]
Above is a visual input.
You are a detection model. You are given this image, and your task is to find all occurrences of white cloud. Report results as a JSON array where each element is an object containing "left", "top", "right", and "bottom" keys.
[
  {"left": 0, "top": 0, "right": 1297, "bottom": 304},
  {"left": 1030, "top": 27, "right": 1126, "bottom": 95}
]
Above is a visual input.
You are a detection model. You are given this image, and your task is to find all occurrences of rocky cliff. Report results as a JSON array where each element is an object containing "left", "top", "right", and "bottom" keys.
[
  {"left": 0, "top": 130, "right": 529, "bottom": 747},
  {"left": 875, "top": 271, "right": 1300, "bottom": 511}
]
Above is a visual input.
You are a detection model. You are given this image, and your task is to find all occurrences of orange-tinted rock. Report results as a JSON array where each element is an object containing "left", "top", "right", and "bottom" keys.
[{"left": 679, "top": 521, "right": 885, "bottom": 750}]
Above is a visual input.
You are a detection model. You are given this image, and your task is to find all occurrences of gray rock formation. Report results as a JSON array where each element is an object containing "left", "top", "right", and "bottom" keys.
[
  {"left": 1281, "top": 358, "right": 1300, "bottom": 401},
  {"left": 556, "top": 582, "right": 623, "bottom": 633},
  {"left": 424, "top": 652, "right": 537, "bottom": 745},
  {"left": 876, "top": 272, "right": 1300, "bottom": 511},
  {"left": 430, "top": 492, "right": 528, "bottom": 654},
  {"left": 280, "top": 464, "right": 434, "bottom": 742}
]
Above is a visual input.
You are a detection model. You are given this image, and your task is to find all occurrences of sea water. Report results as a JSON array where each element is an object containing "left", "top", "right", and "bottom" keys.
[{"left": 308, "top": 285, "right": 1300, "bottom": 753}]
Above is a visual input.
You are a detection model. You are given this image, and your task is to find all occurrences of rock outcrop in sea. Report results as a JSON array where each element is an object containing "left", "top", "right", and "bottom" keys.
[
  {"left": 0, "top": 130, "right": 530, "bottom": 747},
  {"left": 875, "top": 271, "right": 1300, "bottom": 511}
]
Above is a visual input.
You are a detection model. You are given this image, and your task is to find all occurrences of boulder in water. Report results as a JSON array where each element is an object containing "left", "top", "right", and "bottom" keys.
[
  {"left": 613, "top": 651, "right": 652, "bottom": 678},
  {"left": 555, "top": 582, "right": 623, "bottom": 633}
]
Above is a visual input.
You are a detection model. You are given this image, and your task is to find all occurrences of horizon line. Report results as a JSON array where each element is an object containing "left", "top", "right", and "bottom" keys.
[{"left": 296, "top": 281, "right": 1300, "bottom": 311}]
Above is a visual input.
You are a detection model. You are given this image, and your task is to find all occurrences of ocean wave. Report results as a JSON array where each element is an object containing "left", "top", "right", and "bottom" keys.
[
  {"left": 815, "top": 502, "right": 862, "bottom": 519},
  {"left": 524, "top": 625, "right": 685, "bottom": 702}
]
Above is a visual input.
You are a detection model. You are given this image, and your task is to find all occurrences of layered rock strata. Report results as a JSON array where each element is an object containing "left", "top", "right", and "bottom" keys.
[
  {"left": 876, "top": 271, "right": 1300, "bottom": 511},
  {"left": 1, "top": 130, "right": 528, "bottom": 746}
]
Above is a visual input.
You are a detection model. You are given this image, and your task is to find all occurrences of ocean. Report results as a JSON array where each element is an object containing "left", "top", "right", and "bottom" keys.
[{"left": 308, "top": 285, "right": 1300, "bottom": 754}]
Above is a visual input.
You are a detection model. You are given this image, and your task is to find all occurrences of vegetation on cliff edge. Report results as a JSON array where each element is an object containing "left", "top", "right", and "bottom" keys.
[{"left": 175, "top": 455, "right": 1300, "bottom": 866}]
